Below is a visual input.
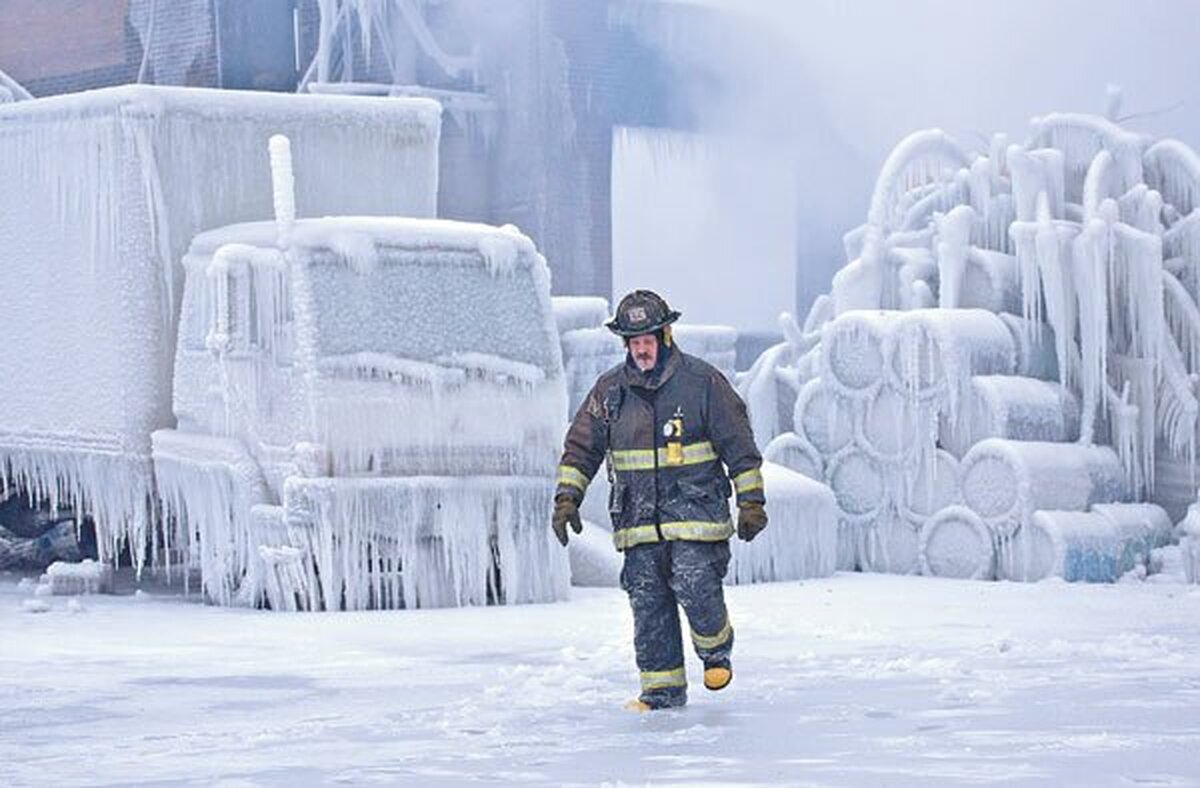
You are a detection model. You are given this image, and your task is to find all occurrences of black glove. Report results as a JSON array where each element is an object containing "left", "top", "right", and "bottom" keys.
[
  {"left": 552, "top": 494, "right": 583, "bottom": 546},
  {"left": 737, "top": 501, "right": 768, "bottom": 542}
]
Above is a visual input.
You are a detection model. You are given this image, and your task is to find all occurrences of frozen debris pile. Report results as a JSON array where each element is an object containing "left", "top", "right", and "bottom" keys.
[
  {"left": 757, "top": 90, "right": 1200, "bottom": 582},
  {"left": 37, "top": 560, "right": 114, "bottom": 596}
]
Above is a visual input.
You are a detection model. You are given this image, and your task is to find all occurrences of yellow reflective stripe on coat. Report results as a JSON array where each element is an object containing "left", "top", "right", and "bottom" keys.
[
  {"left": 733, "top": 467, "right": 764, "bottom": 494},
  {"left": 612, "top": 519, "right": 734, "bottom": 550},
  {"left": 609, "top": 441, "right": 718, "bottom": 471},
  {"left": 691, "top": 617, "right": 733, "bottom": 650},
  {"left": 556, "top": 464, "right": 589, "bottom": 491},
  {"left": 640, "top": 666, "right": 687, "bottom": 690}
]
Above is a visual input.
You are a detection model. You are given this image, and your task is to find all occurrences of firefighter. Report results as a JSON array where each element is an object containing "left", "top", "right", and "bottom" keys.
[{"left": 552, "top": 289, "right": 767, "bottom": 711}]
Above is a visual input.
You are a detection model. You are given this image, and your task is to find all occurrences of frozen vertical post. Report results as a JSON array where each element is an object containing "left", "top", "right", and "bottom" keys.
[{"left": 269, "top": 134, "right": 296, "bottom": 247}]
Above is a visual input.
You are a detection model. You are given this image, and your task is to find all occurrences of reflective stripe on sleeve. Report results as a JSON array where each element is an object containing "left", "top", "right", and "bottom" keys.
[
  {"left": 609, "top": 441, "right": 718, "bottom": 471},
  {"left": 733, "top": 467, "right": 764, "bottom": 494},
  {"left": 640, "top": 666, "right": 687, "bottom": 690},
  {"left": 556, "top": 464, "right": 589, "bottom": 492},
  {"left": 691, "top": 617, "right": 733, "bottom": 650},
  {"left": 612, "top": 519, "right": 734, "bottom": 550}
]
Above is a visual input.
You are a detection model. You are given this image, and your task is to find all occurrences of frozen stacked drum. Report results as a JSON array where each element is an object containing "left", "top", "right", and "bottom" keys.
[
  {"left": 780, "top": 307, "right": 1165, "bottom": 582},
  {"left": 923, "top": 437, "right": 1171, "bottom": 581}
]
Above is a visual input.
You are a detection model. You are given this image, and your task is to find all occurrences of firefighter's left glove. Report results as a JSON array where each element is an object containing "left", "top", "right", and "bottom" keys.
[
  {"left": 552, "top": 494, "right": 583, "bottom": 547},
  {"left": 737, "top": 501, "right": 768, "bottom": 542}
]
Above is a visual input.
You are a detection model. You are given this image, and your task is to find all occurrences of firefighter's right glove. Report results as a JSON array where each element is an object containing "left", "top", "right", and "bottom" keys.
[
  {"left": 552, "top": 494, "right": 583, "bottom": 547},
  {"left": 737, "top": 501, "right": 768, "bottom": 542}
]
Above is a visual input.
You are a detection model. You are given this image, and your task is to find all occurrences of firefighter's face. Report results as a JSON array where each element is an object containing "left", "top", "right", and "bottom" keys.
[{"left": 629, "top": 333, "right": 658, "bottom": 371}]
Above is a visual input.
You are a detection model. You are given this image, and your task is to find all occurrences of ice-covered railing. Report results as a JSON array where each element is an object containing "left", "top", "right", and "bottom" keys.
[
  {"left": 1027, "top": 113, "right": 1146, "bottom": 204},
  {"left": 1145, "top": 139, "right": 1200, "bottom": 218}
]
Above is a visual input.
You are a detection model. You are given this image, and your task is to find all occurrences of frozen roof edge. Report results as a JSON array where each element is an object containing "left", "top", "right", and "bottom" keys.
[
  {"left": 0, "top": 84, "right": 442, "bottom": 129},
  {"left": 189, "top": 217, "right": 539, "bottom": 261}
]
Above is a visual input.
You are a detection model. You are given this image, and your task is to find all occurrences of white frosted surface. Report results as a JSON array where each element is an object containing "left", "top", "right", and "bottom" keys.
[{"left": 0, "top": 85, "right": 441, "bottom": 563}]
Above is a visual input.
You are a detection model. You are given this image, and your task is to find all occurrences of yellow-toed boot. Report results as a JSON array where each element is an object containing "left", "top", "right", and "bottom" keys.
[
  {"left": 624, "top": 699, "right": 652, "bottom": 712},
  {"left": 703, "top": 661, "right": 732, "bottom": 691}
]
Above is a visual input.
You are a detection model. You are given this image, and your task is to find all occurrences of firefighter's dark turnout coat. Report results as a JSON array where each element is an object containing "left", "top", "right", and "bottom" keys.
[{"left": 555, "top": 343, "right": 764, "bottom": 707}]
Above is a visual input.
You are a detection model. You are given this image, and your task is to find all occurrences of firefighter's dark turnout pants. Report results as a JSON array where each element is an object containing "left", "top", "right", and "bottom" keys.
[{"left": 556, "top": 344, "right": 763, "bottom": 708}]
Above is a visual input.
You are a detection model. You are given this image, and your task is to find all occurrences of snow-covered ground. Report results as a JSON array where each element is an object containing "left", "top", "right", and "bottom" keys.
[{"left": 4, "top": 571, "right": 1200, "bottom": 786}]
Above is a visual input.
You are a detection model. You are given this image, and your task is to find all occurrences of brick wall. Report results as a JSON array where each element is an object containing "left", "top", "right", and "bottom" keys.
[{"left": 0, "top": 0, "right": 219, "bottom": 97}]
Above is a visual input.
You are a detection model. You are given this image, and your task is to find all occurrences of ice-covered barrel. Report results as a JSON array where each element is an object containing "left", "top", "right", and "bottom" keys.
[
  {"left": 794, "top": 378, "right": 857, "bottom": 456},
  {"left": 941, "top": 376, "right": 1081, "bottom": 457},
  {"left": 884, "top": 309, "right": 1015, "bottom": 406},
  {"left": 901, "top": 448, "right": 962, "bottom": 519},
  {"left": 763, "top": 432, "right": 824, "bottom": 482},
  {"left": 827, "top": 446, "right": 887, "bottom": 524},
  {"left": 919, "top": 505, "right": 996, "bottom": 579},
  {"left": 1004, "top": 504, "right": 1169, "bottom": 582},
  {"left": 727, "top": 462, "right": 838, "bottom": 583},
  {"left": 858, "top": 507, "right": 921, "bottom": 575},
  {"left": 820, "top": 311, "right": 901, "bottom": 398},
  {"left": 861, "top": 384, "right": 924, "bottom": 462},
  {"left": 961, "top": 439, "right": 1127, "bottom": 537}
]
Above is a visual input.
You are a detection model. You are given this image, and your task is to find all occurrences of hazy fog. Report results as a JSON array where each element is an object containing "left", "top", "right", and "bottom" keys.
[{"left": 614, "top": 0, "right": 1200, "bottom": 331}]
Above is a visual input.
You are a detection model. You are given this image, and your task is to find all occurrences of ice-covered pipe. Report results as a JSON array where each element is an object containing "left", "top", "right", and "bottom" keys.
[
  {"left": 919, "top": 505, "right": 995, "bottom": 580},
  {"left": 268, "top": 134, "right": 296, "bottom": 246},
  {"left": 935, "top": 205, "right": 976, "bottom": 309},
  {"left": 1004, "top": 506, "right": 1164, "bottom": 582},
  {"left": 1144, "top": 139, "right": 1200, "bottom": 217},
  {"left": 960, "top": 439, "right": 1127, "bottom": 538}
]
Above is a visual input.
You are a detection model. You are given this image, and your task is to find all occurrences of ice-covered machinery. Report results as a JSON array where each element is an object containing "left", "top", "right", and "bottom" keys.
[
  {"left": 0, "top": 85, "right": 570, "bottom": 608},
  {"left": 156, "top": 212, "right": 570, "bottom": 610}
]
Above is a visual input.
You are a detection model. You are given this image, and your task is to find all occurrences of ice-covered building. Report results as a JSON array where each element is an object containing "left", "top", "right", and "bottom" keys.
[{"left": 0, "top": 0, "right": 730, "bottom": 305}]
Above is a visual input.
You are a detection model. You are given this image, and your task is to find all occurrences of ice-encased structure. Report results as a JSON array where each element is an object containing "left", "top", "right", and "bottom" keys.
[
  {"left": 157, "top": 215, "right": 571, "bottom": 609},
  {"left": 751, "top": 94, "right": 1200, "bottom": 581},
  {"left": 0, "top": 86, "right": 440, "bottom": 574},
  {"left": 726, "top": 462, "right": 839, "bottom": 584}
]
